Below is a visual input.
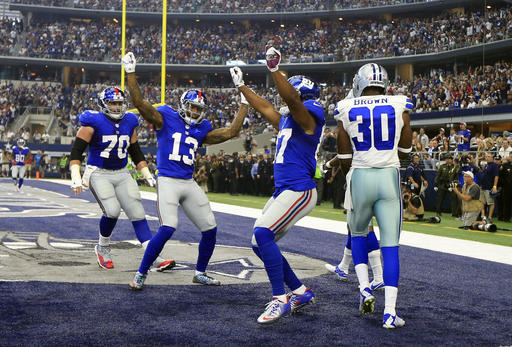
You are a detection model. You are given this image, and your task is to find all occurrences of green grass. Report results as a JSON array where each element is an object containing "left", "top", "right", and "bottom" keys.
[{"left": 139, "top": 186, "right": 512, "bottom": 247}]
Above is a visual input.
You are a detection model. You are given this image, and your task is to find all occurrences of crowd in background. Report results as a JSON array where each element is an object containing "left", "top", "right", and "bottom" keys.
[
  {"left": 12, "top": 0, "right": 422, "bottom": 12},
  {"left": 8, "top": 5, "right": 512, "bottom": 64},
  {"left": 2, "top": 59, "right": 512, "bottom": 144}
]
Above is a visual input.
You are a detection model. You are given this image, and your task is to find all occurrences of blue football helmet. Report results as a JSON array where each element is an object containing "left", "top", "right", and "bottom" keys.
[
  {"left": 98, "top": 87, "right": 127, "bottom": 120},
  {"left": 287, "top": 75, "right": 320, "bottom": 100},
  {"left": 353, "top": 63, "right": 389, "bottom": 98},
  {"left": 179, "top": 89, "right": 208, "bottom": 124}
]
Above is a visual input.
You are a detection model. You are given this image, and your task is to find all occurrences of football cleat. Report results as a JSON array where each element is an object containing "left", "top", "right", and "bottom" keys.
[
  {"left": 383, "top": 313, "right": 405, "bottom": 329},
  {"left": 129, "top": 272, "right": 147, "bottom": 291},
  {"left": 257, "top": 297, "right": 291, "bottom": 324},
  {"left": 193, "top": 273, "right": 221, "bottom": 286},
  {"left": 359, "top": 287, "right": 375, "bottom": 314},
  {"left": 288, "top": 288, "right": 316, "bottom": 312},
  {"left": 324, "top": 264, "right": 348, "bottom": 281},
  {"left": 370, "top": 280, "right": 385, "bottom": 291},
  {"left": 95, "top": 245, "right": 114, "bottom": 269},
  {"left": 152, "top": 258, "right": 176, "bottom": 272}
]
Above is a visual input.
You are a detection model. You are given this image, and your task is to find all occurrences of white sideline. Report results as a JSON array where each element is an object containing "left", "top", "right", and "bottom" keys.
[{"left": 50, "top": 179, "right": 512, "bottom": 265}]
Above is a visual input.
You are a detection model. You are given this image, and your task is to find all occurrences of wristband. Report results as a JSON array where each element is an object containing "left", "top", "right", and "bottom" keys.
[
  {"left": 398, "top": 146, "right": 413, "bottom": 153},
  {"left": 140, "top": 166, "right": 153, "bottom": 180},
  {"left": 337, "top": 153, "right": 352, "bottom": 159}
]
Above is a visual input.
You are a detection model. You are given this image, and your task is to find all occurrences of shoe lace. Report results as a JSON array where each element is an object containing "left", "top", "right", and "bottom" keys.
[
  {"left": 197, "top": 273, "right": 213, "bottom": 282},
  {"left": 264, "top": 299, "right": 284, "bottom": 318}
]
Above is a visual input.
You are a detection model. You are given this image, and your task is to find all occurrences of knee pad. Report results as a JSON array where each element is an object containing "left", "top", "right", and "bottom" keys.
[{"left": 254, "top": 227, "right": 274, "bottom": 247}]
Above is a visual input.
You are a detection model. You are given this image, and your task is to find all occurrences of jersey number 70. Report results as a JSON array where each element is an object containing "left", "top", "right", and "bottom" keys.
[{"left": 349, "top": 105, "right": 396, "bottom": 151}]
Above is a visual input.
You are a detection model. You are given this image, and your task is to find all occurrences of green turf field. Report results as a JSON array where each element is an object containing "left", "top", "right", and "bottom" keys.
[{"left": 139, "top": 187, "right": 512, "bottom": 247}]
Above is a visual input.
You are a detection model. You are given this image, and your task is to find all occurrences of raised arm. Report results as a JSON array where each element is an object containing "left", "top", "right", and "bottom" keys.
[
  {"left": 204, "top": 101, "right": 249, "bottom": 145},
  {"left": 265, "top": 46, "right": 316, "bottom": 135},
  {"left": 123, "top": 52, "right": 163, "bottom": 129},
  {"left": 230, "top": 66, "right": 281, "bottom": 130}
]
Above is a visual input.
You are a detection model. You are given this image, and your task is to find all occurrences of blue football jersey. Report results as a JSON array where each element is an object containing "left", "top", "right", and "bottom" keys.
[
  {"left": 156, "top": 105, "right": 212, "bottom": 179},
  {"left": 79, "top": 110, "right": 139, "bottom": 170},
  {"left": 273, "top": 99, "right": 325, "bottom": 196},
  {"left": 12, "top": 146, "right": 30, "bottom": 166}
]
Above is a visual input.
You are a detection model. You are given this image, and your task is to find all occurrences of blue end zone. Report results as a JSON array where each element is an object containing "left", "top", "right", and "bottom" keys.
[{"left": 1, "top": 180, "right": 511, "bottom": 345}]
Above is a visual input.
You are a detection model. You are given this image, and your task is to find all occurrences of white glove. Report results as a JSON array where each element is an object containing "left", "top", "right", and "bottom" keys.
[
  {"left": 434, "top": 186, "right": 438, "bottom": 192},
  {"left": 240, "top": 93, "right": 248, "bottom": 105},
  {"left": 122, "top": 52, "right": 136, "bottom": 74},
  {"left": 265, "top": 45, "right": 281, "bottom": 72},
  {"left": 278, "top": 105, "right": 289, "bottom": 115},
  {"left": 230, "top": 66, "right": 245, "bottom": 88},
  {"left": 140, "top": 166, "right": 156, "bottom": 187},
  {"left": 70, "top": 164, "right": 83, "bottom": 195}
]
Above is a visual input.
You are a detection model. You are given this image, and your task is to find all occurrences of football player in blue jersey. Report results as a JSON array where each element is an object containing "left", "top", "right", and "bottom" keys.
[
  {"left": 11, "top": 138, "right": 31, "bottom": 192},
  {"left": 69, "top": 86, "right": 175, "bottom": 272},
  {"left": 122, "top": 52, "right": 249, "bottom": 289},
  {"left": 334, "top": 63, "right": 413, "bottom": 329},
  {"left": 230, "top": 44, "right": 325, "bottom": 324}
]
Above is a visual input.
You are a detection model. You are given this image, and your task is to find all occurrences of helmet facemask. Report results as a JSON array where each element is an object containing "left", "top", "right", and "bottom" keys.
[{"left": 98, "top": 87, "right": 127, "bottom": 120}]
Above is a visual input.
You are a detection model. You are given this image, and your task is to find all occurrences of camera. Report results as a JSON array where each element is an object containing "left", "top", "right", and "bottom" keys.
[
  {"left": 476, "top": 223, "right": 497, "bottom": 232},
  {"left": 402, "top": 192, "right": 410, "bottom": 203},
  {"left": 448, "top": 180, "right": 460, "bottom": 192}
]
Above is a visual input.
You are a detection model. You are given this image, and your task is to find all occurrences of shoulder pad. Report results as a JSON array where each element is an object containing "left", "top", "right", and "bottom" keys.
[{"left": 79, "top": 110, "right": 100, "bottom": 127}]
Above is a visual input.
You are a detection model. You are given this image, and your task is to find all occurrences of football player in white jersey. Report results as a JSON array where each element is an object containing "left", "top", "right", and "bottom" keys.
[{"left": 334, "top": 63, "right": 412, "bottom": 329}]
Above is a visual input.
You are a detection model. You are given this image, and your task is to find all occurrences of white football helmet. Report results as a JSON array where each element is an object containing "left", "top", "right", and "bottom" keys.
[
  {"left": 17, "top": 138, "right": 25, "bottom": 148},
  {"left": 353, "top": 63, "right": 389, "bottom": 98}
]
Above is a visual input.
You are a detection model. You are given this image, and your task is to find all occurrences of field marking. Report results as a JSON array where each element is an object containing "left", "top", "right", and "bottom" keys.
[{"left": 44, "top": 179, "right": 512, "bottom": 266}]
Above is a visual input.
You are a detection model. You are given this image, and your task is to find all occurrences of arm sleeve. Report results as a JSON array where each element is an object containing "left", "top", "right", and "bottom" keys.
[
  {"left": 70, "top": 137, "right": 89, "bottom": 161},
  {"left": 127, "top": 141, "right": 146, "bottom": 166}
]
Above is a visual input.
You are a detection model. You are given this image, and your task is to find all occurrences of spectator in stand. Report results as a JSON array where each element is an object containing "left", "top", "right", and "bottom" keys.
[
  {"left": 418, "top": 128, "right": 429, "bottom": 149},
  {"left": 499, "top": 139, "right": 512, "bottom": 159},
  {"left": 456, "top": 122, "right": 471, "bottom": 152}
]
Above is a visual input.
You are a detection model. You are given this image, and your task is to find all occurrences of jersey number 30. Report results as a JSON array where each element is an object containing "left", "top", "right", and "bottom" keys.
[{"left": 349, "top": 105, "right": 396, "bottom": 151}]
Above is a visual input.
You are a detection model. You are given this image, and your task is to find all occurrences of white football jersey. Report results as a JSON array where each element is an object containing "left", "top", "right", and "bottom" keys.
[{"left": 334, "top": 94, "right": 413, "bottom": 168}]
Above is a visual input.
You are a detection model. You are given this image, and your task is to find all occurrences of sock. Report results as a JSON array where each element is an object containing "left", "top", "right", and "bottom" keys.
[
  {"left": 351, "top": 236, "right": 369, "bottom": 265},
  {"left": 18, "top": 178, "right": 23, "bottom": 188},
  {"left": 366, "top": 231, "right": 380, "bottom": 252},
  {"left": 354, "top": 263, "right": 370, "bottom": 291},
  {"left": 254, "top": 227, "right": 285, "bottom": 297},
  {"left": 345, "top": 231, "right": 352, "bottom": 249},
  {"left": 368, "top": 250, "right": 383, "bottom": 283},
  {"left": 196, "top": 227, "right": 217, "bottom": 273},
  {"left": 141, "top": 240, "right": 149, "bottom": 250},
  {"left": 384, "top": 286, "right": 398, "bottom": 316},
  {"left": 381, "top": 246, "right": 400, "bottom": 287},
  {"left": 132, "top": 219, "right": 153, "bottom": 244},
  {"left": 292, "top": 284, "right": 307, "bottom": 295},
  {"left": 282, "top": 255, "right": 302, "bottom": 292},
  {"left": 273, "top": 294, "right": 288, "bottom": 303},
  {"left": 337, "top": 247, "right": 352, "bottom": 273},
  {"left": 138, "top": 226, "right": 175, "bottom": 274},
  {"left": 98, "top": 216, "right": 117, "bottom": 246}
]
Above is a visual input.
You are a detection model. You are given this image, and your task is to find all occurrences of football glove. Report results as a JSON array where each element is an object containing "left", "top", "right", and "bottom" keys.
[
  {"left": 433, "top": 186, "right": 438, "bottom": 192},
  {"left": 230, "top": 66, "right": 245, "bottom": 88},
  {"left": 122, "top": 52, "right": 136, "bottom": 74},
  {"left": 140, "top": 166, "right": 156, "bottom": 187},
  {"left": 240, "top": 93, "right": 248, "bottom": 105},
  {"left": 265, "top": 45, "right": 281, "bottom": 72}
]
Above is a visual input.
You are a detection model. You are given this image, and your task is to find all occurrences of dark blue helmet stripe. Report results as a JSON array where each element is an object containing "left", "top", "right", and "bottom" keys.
[
  {"left": 372, "top": 64, "right": 376, "bottom": 81},
  {"left": 377, "top": 65, "right": 382, "bottom": 81}
]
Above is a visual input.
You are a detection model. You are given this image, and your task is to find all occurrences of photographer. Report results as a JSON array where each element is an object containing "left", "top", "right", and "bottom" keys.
[
  {"left": 402, "top": 182, "right": 424, "bottom": 221},
  {"left": 452, "top": 171, "right": 496, "bottom": 232}
]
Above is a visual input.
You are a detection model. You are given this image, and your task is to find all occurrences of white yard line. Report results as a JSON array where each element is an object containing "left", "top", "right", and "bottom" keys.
[{"left": 46, "top": 179, "right": 512, "bottom": 265}]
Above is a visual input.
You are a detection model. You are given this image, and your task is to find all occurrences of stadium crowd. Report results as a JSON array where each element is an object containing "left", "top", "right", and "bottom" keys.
[
  {"left": 0, "top": 17, "right": 23, "bottom": 56},
  {"left": 13, "top": 0, "right": 399, "bottom": 12},
  {"left": 13, "top": 6, "right": 512, "bottom": 64}
]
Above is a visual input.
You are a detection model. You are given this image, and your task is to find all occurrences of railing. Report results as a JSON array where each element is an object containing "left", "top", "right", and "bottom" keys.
[{"left": 404, "top": 150, "right": 506, "bottom": 170}]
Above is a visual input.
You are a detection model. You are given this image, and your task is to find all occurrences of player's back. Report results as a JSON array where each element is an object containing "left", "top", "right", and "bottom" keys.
[
  {"left": 273, "top": 99, "right": 325, "bottom": 196},
  {"left": 155, "top": 104, "right": 212, "bottom": 179},
  {"left": 335, "top": 94, "right": 413, "bottom": 169},
  {"left": 79, "top": 110, "right": 139, "bottom": 170}
]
